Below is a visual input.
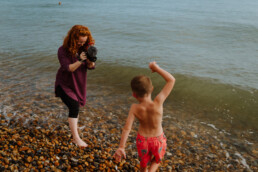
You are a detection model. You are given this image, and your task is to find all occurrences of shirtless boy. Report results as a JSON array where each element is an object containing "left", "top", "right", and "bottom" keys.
[{"left": 113, "top": 61, "right": 176, "bottom": 172}]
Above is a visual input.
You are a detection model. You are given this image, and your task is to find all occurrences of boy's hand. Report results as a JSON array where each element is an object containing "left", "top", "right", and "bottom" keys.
[
  {"left": 149, "top": 61, "right": 159, "bottom": 73},
  {"left": 113, "top": 148, "right": 126, "bottom": 162}
]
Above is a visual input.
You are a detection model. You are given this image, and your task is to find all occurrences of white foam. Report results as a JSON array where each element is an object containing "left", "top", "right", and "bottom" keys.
[
  {"left": 222, "top": 129, "right": 231, "bottom": 135},
  {"left": 234, "top": 152, "right": 251, "bottom": 171},
  {"left": 201, "top": 122, "right": 233, "bottom": 136},
  {"left": 207, "top": 124, "right": 219, "bottom": 130},
  {"left": 244, "top": 140, "right": 253, "bottom": 145},
  {"left": 3, "top": 105, "right": 13, "bottom": 115}
]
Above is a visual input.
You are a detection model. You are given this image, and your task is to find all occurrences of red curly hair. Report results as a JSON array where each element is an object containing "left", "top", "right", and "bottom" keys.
[{"left": 63, "top": 25, "right": 95, "bottom": 56}]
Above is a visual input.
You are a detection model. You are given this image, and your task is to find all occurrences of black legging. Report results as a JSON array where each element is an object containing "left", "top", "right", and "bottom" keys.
[{"left": 56, "top": 85, "right": 79, "bottom": 118}]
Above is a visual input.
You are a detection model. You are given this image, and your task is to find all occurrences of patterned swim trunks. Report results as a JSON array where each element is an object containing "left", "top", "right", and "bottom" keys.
[{"left": 136, "top": 133, "right": 167, "bottom": 168}]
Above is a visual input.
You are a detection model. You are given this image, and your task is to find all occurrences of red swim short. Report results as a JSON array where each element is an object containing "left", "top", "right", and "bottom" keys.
[{"left": 136, "top": 133, "right": 167, "bottom": 168}]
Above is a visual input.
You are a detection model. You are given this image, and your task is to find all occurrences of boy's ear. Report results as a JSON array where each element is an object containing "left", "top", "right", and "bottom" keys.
[{"left": 132, "top": 92, "right": 138, "bottom": 98}]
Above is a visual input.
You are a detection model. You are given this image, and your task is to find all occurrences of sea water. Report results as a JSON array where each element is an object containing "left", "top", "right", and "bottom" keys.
[{"left": 0, "top": 0, "right": 257, "bottom": 143}]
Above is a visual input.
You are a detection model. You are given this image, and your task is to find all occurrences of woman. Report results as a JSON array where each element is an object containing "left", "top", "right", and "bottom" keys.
[{"left": 55, "top": 25, "right": 95, "bottom": 147}]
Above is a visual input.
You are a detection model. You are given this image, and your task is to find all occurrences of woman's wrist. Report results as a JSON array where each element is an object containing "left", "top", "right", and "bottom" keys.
[{"left": 79, "top": 57, "right": 85, "bottom": 62}]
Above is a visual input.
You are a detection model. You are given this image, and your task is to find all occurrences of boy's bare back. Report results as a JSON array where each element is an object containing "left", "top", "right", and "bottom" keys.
[{"left": 131, "top": 98, "right": 163, "bottom": 137}]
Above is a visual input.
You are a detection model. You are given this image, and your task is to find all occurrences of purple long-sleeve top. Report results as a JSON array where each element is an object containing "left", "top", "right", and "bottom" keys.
[{"left": 55, "top": 46, "right": 94, "bottom": 106}]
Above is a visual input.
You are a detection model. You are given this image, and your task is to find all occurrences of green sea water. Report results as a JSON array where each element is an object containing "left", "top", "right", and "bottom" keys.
[{"left": 0, "top": 0, "right": 257, "bottom": 144}]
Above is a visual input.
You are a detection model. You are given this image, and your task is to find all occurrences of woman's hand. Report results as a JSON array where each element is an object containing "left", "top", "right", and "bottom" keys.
[
  {"left": 80, "top": 52, "right": 87, "bottom": 62},
  {"left": 86, "top": 59, "right": 95, "bottom": 69},
  {"left": 113, "top": 148, "right": 126, "bottom": 162}
]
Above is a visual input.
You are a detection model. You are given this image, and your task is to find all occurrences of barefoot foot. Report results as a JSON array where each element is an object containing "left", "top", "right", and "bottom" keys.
[{"left": 73, "top": 138, "right": 88, "bottom": 148}]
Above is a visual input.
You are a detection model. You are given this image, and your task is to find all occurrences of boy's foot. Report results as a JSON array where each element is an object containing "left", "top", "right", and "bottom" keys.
[{"left": 73, "top": 138, "right": 88, "bottom": 148}]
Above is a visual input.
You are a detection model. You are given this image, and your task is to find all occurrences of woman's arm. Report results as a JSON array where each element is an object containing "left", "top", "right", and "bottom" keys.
[
  {"left": 58, "top": 48, "right": 85, "bottom": 72},
  {"left": 69, "top": 61, "right": 83, "bottom": 72},
  {"left": 69, "top": 52, "right": 87, "bottom": 72}
]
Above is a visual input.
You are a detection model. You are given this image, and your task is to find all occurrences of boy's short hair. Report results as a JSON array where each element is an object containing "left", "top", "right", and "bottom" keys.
[{"left": 131, "top": 75, "right": 153, "bottom": 97}]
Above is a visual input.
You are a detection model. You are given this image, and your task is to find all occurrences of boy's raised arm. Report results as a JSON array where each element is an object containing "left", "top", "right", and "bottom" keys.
[
  {"left": 149, "top": 62, "right": 176, "bottom": 104},
  {"left": 113, "top": 105, "right": 135, "bottom": 162}
]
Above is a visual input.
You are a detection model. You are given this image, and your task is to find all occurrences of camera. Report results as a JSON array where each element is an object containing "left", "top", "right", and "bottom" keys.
[{"left": 78, "top": 45, "right": 98, "bottom": 62}]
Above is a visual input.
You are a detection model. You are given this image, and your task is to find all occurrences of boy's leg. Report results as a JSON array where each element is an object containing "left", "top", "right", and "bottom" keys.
[
  {"left": 149, "top": 133, "right": 167, "bottom": 172},
  {"left": 137, "top": 134, "right": 151, "bottom": 172},
  {"left": 149, "top": 161, "right": 160, "bottom": 172},
  {"left": 140, "top": 167, "right": 148, "bottom": 172},
  {"left": 68, "top": 117, "right": 87, "bottom": 147}
]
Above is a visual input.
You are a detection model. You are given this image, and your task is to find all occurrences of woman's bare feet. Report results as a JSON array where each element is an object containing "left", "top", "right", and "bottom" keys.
[
  {"left": 68, "top": 118, "right": 88, "bottom": 148},
  {"left": 73, "top": 138, "right": 88, "bottom": 148}
]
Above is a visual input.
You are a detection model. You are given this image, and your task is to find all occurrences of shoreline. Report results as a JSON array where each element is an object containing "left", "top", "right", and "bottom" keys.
[
  {"left": 0, "top": 92, "right": 257, "bottom": 171},
  {"left": 1, "top": 60, "right": 258, "bottom": 137}
]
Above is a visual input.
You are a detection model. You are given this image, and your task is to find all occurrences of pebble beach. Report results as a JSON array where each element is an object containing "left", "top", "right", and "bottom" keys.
[
  {"left": 0, "top": 85, "right": 257, "bottom": 172},
  {"left": 1, "top": 0, "right": 258, "bottom": 171}
]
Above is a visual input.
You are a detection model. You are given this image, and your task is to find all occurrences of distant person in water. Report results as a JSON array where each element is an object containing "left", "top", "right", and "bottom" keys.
[
  {"left": 55, "top": 25, "right": 96, "bottom": 147},
  {"left": 113, "top": 62, "right": 176, "bottom": 172}
]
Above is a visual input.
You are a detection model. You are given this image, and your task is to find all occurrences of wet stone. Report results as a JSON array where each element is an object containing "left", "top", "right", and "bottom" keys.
[{"left": 0, "top": 94, "right": 257, "bottom": 171}]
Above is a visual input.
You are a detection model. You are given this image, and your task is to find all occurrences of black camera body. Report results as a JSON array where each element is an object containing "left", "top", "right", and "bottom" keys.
[{"left": 78, "top": 45, "right": 98, "bottom": 62}]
